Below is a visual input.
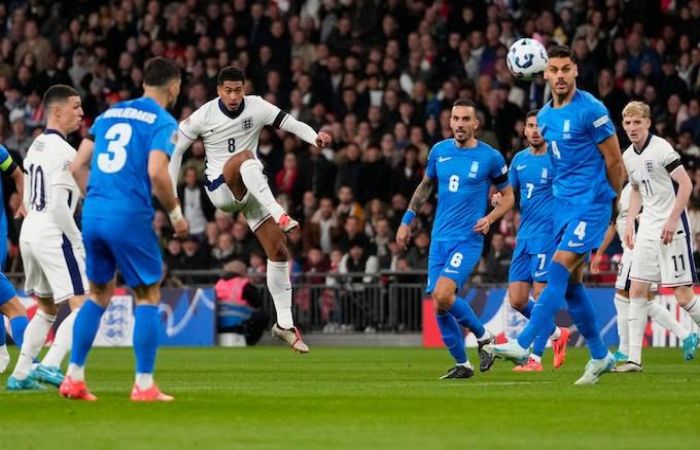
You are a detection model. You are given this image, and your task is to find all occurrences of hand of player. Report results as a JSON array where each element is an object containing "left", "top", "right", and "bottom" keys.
[
  {"left": 590, "top": 252, "right": 602, "bottom": 274},
  {"left": 14, "top": 203, "right": 27, "bottom": 219},
  {"left": 490, "top": 192, "right": 503, "bottom": 207},
  {"left": 473, "top": 217, "right": 491, "bottom": 235},
  {"left": 315, "top": 131, "right": 332, "bottom": 149},
  {"left": 661, "top": 217, "right": 678, "bottom": 245},
  {"left": 396, "top": 224, "right": 411, "bottom": 250},
  {"left": 172, "top": 217, "right": 189, "bottom": 238},
  {"left": 624, "top": 222, "right": 635, "bottom": 249}
]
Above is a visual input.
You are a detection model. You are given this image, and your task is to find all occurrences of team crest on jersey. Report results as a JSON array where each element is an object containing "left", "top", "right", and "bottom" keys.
[
  {"left": 540, "top": 168, "right": 548, "bottom": 183},
  {"left": 242, "top": 117, "right": 253, "bottom": 130},
  {"left": 468, "top": 161, "right": 479, "bottom": 178},
  {"left": 171, "top": 130, "right": 178, "bottom": 145},
  {"left": 645, "top": 160, "right": 654, "bottom": 173}
]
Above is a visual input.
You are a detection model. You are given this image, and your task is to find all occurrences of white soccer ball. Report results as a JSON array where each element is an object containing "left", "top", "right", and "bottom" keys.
[{"left": 507, "top": 38, "right": 548, "bottom": 79}]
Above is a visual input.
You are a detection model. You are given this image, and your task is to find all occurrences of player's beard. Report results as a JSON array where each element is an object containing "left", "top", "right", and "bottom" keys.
[{"left": 454, "top": 129, "right": 472, "bottom": 145}]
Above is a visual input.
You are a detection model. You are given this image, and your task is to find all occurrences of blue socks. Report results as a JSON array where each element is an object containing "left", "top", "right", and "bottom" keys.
[
  {"left": 133, "top": 304, "right": 160, "bottom": 374},
  {"left": 517, "top": 300, "right": 535, "bottom": 319},
  {"left": 9, "top": 316, "right": 28, "bottom": 348},
  {"left": 566, "top": 283, "right": 608, "bottom": 359},
  {"left": 448, "top": 297, "right": 485, "bottom": 339},
  {"left": 517, "top": 299, "right": 556, "bottom": 357},
  {"left": 518, "top": 262, "right": 568, "bottom": 349},
  {"left": 436, "top": 312, "right": 467, "bottom": 364},
  {"left": 70, "top": 300, "right": 105, "bottom": 367},
  {"left": 0, "top": 314, "right": 5, "bottom": 345}
]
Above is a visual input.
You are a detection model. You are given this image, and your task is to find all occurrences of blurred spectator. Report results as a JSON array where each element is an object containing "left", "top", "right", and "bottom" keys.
[
  {"left": 483, "top": 233, "right": 512, "bottom": 283},
  {"left": 406, "top": 229, "right": 430, "bottom": 271},
  {"left": 5, "top": 110, "right": 32, "bottom": 158},
  {"left": 163, "top": 238, "right": 185, "bottom": 271},
  {"left": 178, "top": 166, "right": 215, "bottom": 240},
  {"left": 181, "top": 235, "right": 209, "bottom": 270},
  {"left": 308, "top": 196, "right": 340, "bottom": 253},
  {"left": 335, "top": 185, "right": 365, "bottom": 227}
]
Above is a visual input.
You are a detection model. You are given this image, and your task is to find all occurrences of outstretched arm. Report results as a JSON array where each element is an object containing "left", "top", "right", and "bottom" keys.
[
  {"left": 396, "top": 176, "right": 435, "bottom": 250},
  {"left": 591, "top": 224, "right": 616, "bottom": 274},
  {"left": 278, "top": 113, "right": 332, "bottom": 148},
  {"left": 169, "top": 131, "right": 194, "bottom": 194}
]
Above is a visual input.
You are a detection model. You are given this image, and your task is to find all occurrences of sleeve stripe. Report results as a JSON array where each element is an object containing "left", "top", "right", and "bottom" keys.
[
  {"left": 492, "top": 173, "right": 508, "bottom": 185},
  {"left": 0, "top": 157, "right": 14, "bottom": 172},
  {"left": 272, "top": 111, "right": 288, "bottom": 129},
  {"left": 178, "top": 128, "right": 196, "bottom": 141},
  {"left": 593, "top": 115, "right": 610, "bottom": 128},
  {"left": 665, "top": 159, "right": 683, "bottom": 173}
]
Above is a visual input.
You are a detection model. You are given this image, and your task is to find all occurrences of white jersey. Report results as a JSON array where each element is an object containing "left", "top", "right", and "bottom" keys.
[
  {"left": 20, "top": 131, "right": 81, "bottom": 245},
  {"left": 177, "top": 95, "right": 287, "bottom": 181},
  {"left": 623, "top": 134, "right": 687, "bottom": 241}
]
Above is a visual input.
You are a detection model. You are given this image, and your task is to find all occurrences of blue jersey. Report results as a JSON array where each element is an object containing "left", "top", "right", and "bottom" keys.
[
  {"left": 0, "top": 145, "right": 11, "bottom": 240},
  {"left": 426, "top": 139, "right": 509, "bottom": 242},
  {"left": 84, "top": 97, "right": 177, "bottom": 220},
  {"left": 538, "top": 90, "right": 616, "bottom": 204},
  {"left": 509, "top": 147, "right": 554, "bottom": 240}
]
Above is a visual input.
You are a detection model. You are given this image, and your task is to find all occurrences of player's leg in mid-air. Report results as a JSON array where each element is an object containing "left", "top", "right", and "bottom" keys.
[
  {"left": 508, "top": 244, "right": 569, "bottom": 372},
  {"left": 0, "top": 278, "right": 29, "bottom": 374},
  {"left": 429, "top": 240, "right": 495, "bottom": 379},
  {"left": 220, "top": 151, "right": 308, "bottom": 352},
  {"left": 224, "top": 149, "right": 297, "bottom": 232}
]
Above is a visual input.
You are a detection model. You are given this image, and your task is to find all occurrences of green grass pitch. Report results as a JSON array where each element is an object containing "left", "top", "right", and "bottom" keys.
[{"left": 1, "top": 347, "right": 699, "bottom": 449}]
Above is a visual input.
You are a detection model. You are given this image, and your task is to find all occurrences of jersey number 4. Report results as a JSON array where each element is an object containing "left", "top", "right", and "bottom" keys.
[{"left": 98, "top": 123, "right": 132, "bottom": 173}]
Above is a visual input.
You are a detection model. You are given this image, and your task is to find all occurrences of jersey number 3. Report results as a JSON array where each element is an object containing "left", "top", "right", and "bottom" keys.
[{"left": 98, "top": 123, "right": 132, "bottom": 173}]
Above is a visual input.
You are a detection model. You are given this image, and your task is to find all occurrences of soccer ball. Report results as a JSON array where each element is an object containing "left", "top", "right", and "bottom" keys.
[{"left": 507, "top": 38, "right": 548, "bottom": 79}]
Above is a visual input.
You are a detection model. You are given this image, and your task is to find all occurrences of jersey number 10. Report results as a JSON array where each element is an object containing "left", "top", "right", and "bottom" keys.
[{"left": 28, "top": 164, "right": 46, "bottom": 211}]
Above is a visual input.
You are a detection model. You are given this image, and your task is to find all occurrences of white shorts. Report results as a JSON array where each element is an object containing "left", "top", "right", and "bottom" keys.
[
  {"left": 205, "top": 172, "right": 271, "bottom": 232},
  {"left": 629, "top": 235, "right": 698, "bottom": 287},
  {"left": 615, "top": 245, "right": 659, "bottom": 292},
  {"left": 21, "top": 239, "right": 89, "bottom": 303}
]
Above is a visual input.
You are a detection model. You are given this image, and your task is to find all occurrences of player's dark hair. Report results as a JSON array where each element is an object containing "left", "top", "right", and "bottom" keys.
[
  {"left": 452, "top": 98, "right": 477, "bottom": 109},
  {"left": 526, "top": 109, "right": 539, "bottom": 119},
  {"left": 143, "top": 57, "right": 181, "bottom": 88},
  {"left": 217, "top": 66, "right": 246, "bottom": 85},
  {"left": 547, "top": 45, "right": 574, "bottom": 61},
  {"left": 42, "top": 84, "right": 80, "bottom": 108}
]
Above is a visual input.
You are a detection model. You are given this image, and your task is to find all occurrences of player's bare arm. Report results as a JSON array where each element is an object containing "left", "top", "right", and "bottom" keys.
[
  {"left": 624, "top": 184, "right": 642, "bottom": 249},
  {"left": 591, "top": 224, "right": 616, "bottom": 274},
  {"left": 9, "top": 164, "right": 26, "bottom": 218},
  {"left": 663, "top": 166, "right": 692, "bottom": 244},
  {"left": 396, "top": 176, "right": 435, "bottom": 250},
  {"left": 149, "top": 150, "right": 188, "bottom": 238},
  {"left": 71, "top": 138, "right": 94, "bottom": 195},
  {"left": 474, "top": 185, "right": 514, "bottom": 235},
  {"left": 597, "top": 135, "right": 625, "bottom": 196}
]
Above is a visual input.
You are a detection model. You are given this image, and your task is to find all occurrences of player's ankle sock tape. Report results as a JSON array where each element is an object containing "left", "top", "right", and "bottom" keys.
[
  {"left": 436, "top": 312, "right": 467, "bottom": 364},
  {"left": 9, "top": 315, "right": 29, "bottom": 349},
  {"left": 517, "top": 262, "right": 568, "bottom": 349},
  {"left": 70, "top": 300, "right": 106, "bottom": 367},
  {"left": 449, "top": 297, "right": 485, "bottom": 338},
  {"left": 566, "top": 283, "right": 608, "bottom": 360},
  {"left": 134, "top": 304, "right": 160, "bottom": 374}
]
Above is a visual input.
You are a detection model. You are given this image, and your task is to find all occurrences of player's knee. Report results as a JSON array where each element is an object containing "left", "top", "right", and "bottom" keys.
[
  {"left": 266, "top": 238, "right": 289, "bottom": 261},
  {"left": 0, "top": 297, "right": 26, "bottom": 318},
  {"left": 38, "top": 300, "right": 58, "bottom": 316},
  {"left": 431, "top": 287, "right": 454, "bottom": 312}
]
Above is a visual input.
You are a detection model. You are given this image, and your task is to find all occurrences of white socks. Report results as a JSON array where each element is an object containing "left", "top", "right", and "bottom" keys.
[
  {"left": 682, "top": 298, "right": 700, "bottom": 327},
  {"left": 0, "top": 344, "right": 10, "bottom": 373},
  {"left": 67, "top": 363, "right": 85, "bottom": 381},
  {"left": 614, "top": 294, "right": 630, "bottom": 355},
  {"left": 42, "top": 308, "right": 79, "bottom": 368},
  {"left": 477, "top": 329, "right": 493, "bottom": 343},
  {"left": 628, "top": 297, "right": 647, "bottom": 365},
  {"left": 550, "top": 326, "right": 562, "bottom": 341},
  {"left": 240, "top": 159, "right": 285, "bottom": 222},
  {"left": 530, "top": 354, "right": 542, "bottom": 363},
  {"left": 12, "top": 310, "right": 55, "bottom": 380},
  {"left": 267, "top": 260, "right": 294, "bottom": 329},
  {"left": 135, "top": 373, "right": 154, "bottom": 390},
  {"left": 647, "top": 300, "right": 690, "bottom": 340}
]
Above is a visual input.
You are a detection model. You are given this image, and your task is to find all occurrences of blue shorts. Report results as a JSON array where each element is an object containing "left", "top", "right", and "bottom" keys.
[
  {"left": 509, "top": 236, "right": 555, "bottom": 284},
  {"left": 554, "top": 200, "right": 611, "bottom": 254},
  {"left": 0, "top": 272, "right": 16, "bottom": 306},
  {"left": 426, "top": 239, "right": 482, "bottom": 294},
  {"left": 83, "top": 217, "right": 163, "bottom": 288}
]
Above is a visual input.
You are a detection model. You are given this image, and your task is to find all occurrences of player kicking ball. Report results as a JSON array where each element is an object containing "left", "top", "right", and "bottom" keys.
[
  {"left": 61, "top": 57, "right": 188, "bottom": 401},
  {"left": 592, "top": 182, "right": 697, "bottom": 371},
  {"left": 397, "top": 99, "right": 514, "bottom": 379},
  {"left": 0, "top": 145, "right": 29, "bottom": 373},
  {"left": 501, "top": 110, "right": 570, "bottom": 372},
  {"left": 169, "top": 67, "right": 331, "bottom": 353},
  {"left": 7, "top": 85, "right": 90, "bottom": 390},
  {"left": 619, "top": 101, "right": 700, "bottom": 372},
  {"left": 486, "top": 45, "right": 623, "bottom": 385}
]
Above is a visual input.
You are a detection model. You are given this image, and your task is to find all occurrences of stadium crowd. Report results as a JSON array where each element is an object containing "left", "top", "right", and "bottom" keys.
[{"left": 1, "top": 0, "right": 700, "bottom": 284}]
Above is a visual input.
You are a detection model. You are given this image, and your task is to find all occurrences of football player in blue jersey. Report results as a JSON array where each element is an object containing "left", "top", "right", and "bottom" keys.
[
  {"left": 61, "top": 57, "right": 188, "bottom": 401},
  {"left": 503, "top": 111, "right": 570, "bottom": 372},
  {"left": 397, "top": 99, "right": 514, "bottom": 379},
  {"left": 487, "top": 45, "right": 625, "bottom": 385},
  {"left": 0, "top": 144, "right": 29, "bottom": 374}
]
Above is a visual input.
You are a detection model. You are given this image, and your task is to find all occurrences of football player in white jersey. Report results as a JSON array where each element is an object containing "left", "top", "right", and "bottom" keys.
[
  {"left": 6, "top": 85, "right": 89, "bottom": 390},
  {"left": 592, "top": 182, "right": 694, "bottom": 370},
  {"left": 620, "top": 101, "right": 700, "bottom": 371},
  {"left": 169, "top": 67, "right": 331, "bottom": 352}
]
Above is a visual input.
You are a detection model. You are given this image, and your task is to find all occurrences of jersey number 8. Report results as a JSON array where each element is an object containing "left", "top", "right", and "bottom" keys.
[{"left": 98, "top": 123, "right": 132, "bottom": 173}]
